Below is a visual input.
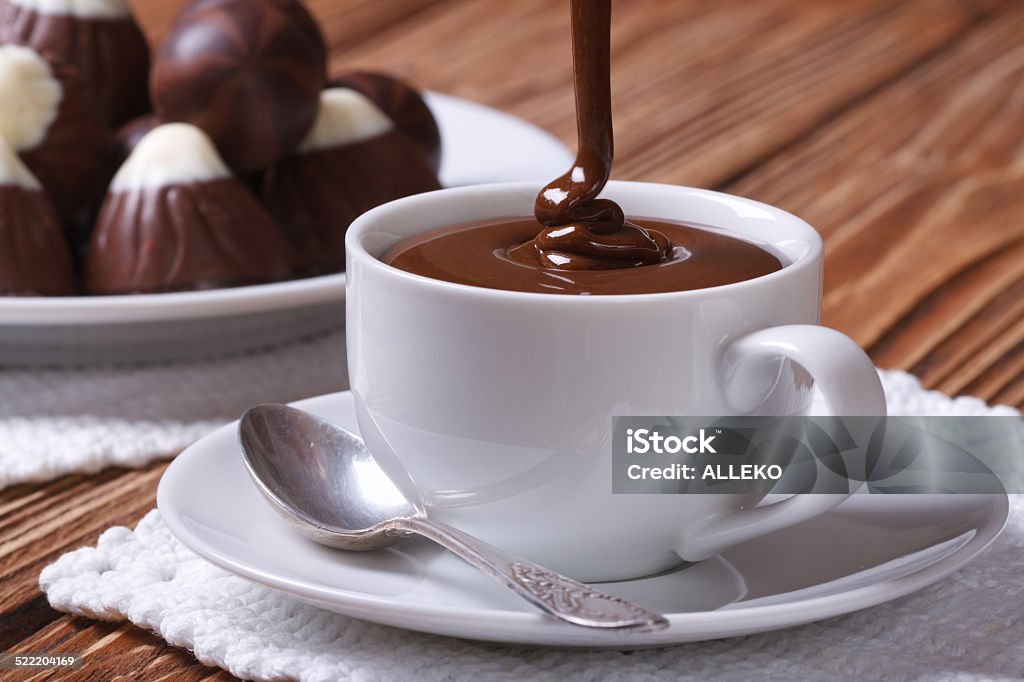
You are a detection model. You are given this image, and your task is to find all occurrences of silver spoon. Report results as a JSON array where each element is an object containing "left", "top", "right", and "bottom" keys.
[{"left": 238, "top": 404, "right": 669, "bottom": 632}]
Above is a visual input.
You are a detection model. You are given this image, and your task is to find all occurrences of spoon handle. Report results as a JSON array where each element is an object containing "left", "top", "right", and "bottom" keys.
[{"left": 394, "top": 517, "right": 668, "bottom": 631}]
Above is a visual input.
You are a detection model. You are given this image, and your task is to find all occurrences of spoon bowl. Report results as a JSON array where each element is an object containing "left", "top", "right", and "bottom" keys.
[{"left": 240, "top": 404, "right": 415, "bottom": 550}]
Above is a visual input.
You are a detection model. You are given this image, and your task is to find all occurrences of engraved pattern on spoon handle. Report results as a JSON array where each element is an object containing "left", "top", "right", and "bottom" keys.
[{"left": 394, "top": 517, "right": 669, "bottom": 631}]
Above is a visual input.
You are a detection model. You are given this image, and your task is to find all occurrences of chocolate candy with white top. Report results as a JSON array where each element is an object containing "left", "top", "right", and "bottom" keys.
[
  {"left": 261, "top": 87, "right": 442, "bottom": 275},
  {"left": 106, "top": 113, "right": 162, "bottom": 178},
  {"left": 67, "top": 112, "right": 163, "bottom": 254},
  {"left": 329, "top": 71, "right": 442, "bottom": 174},
  {"left": 0, "top": 0, "right": 151, "bottom": 126},
  {"left": 0, "top": 136, "right": 76, "bottom": 295},
  {"left": 0, "top": 44, "right": 110, "bottom": 220},
  {"left": 151, "top": 0, "right": 327, "bottom": 171},
  {"left": 86, "top": 123, "right": 291, "bottom": 294}
]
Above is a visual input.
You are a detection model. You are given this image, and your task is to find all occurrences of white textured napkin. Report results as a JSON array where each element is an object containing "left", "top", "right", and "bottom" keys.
[
  {"left": 39, "top": 370, "right": 1023, "bottom": 681},
  {"left": 0, "top": 331, "right": 348, "bottom": 490}
]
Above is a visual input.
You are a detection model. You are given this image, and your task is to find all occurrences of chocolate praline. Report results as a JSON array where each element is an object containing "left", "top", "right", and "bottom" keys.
[
  {"left": 0, "top": 0, "right": 151, "bottom": 126},
  {"left": 67, "top": 113, "right": 164, "bottom": 255},
  {"left": 151, "top": 0, "right": 327, "bottom": 171},
  {"left": 107, "top": 113, "right": 162, "bottom": 178},
  {"left": 87, "top": 123, "right": 291, "bottom": 295},
  {"left": 329, "top": 71, "right": 442, "bottom": 174},
  {"left": 0, "top": 44, "right": 110, "bottom": 221},
  {"left": 261, "top": 88, "right": 441, "bottom": 276},
  {"left": 0, "top": 137, "right": 76, "bottom": 296}
]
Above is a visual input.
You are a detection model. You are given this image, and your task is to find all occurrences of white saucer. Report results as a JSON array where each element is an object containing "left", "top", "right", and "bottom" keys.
[
  {"left": 0, "top": 93, "right": 573, "bottom": 366},
  {"left": 157, "top": 391, "right": 1009, "bottom": 648}
]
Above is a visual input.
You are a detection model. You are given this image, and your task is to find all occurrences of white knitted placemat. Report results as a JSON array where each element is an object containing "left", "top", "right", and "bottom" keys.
[
  {"left": 39, "top": 370, "right": 1023, "bottom": 681},
  {"left": 0, "top": 331, "right": 348, "bottom": 490}
]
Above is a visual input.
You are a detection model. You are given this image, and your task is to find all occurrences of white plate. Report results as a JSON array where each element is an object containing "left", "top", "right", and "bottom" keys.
[
  {"left": 157, "top": 391, "right": 1009, "bottom": 648},
  {"left": 0, "top": 93, "right": 573, "bottom": 365}
]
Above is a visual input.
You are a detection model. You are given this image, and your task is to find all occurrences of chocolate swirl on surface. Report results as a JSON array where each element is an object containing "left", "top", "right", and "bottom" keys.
[
  {"left": 384, "top": 218, "right": 783, "bottom": 296},
  {"left": 511, "top": 0, "right": 671, "bottom": 270}
]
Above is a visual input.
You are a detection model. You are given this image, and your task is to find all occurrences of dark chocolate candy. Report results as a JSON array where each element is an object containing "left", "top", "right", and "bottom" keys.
[
  {"left": 87, "top": 178, "right": 292, "bottom": 294},
  {"left": 0, "top": 185, "right": 77, "bottom": 295},
  {"left": 151, "top": 0, "right": 327, "bottom": 171},
  {"left": 107, "top": 113, "right": 162, "bottom": 178},
  {"left": 0, "top": 140, "right": 76, "bottom": 296},
  {"left": 261, "top": 90, "right": 441, "bottom": 276},
  {"left": 329, "top": 71, "right": 442, "bottom": 174},
  {"left": 86, "top": 123, "right": 292, "bottom": 294},
  {"left": 0, "top": 45, "right": 111, "bottom": 221},
  {"left": 67, "top": 113, "right": 164, "bottom": 256},
  {"left": 0, "top": 0, "right": 151, "bottom": 126}
]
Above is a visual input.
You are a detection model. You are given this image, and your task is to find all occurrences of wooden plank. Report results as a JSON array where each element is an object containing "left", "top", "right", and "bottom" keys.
[
  {"left": 729, "top": 2, "right": 1024, "bottom": 408},
  {"left": 991, "top": 361, "right": 1024, "bottom": 405},
  {"left": 0, "top": 461, "right": 228, "bottom": 678},
  {"left": 875, "top": 246, "right": 1024, "bottom": 383},
  {"left": 128, "top": 0, "right": 444, "bottom": 54},
  {"left": 3, "top": 0, "right": 1020, "bottom": 680},
  {"left": 14, "top": 618, "right": 232, "bottom": 681},
  {"left": 326, "top": 0, "right": 998, "bottom": 188},
  {"left": 932, "top": 314, "right": 1024, "bottom": 396},
  {"left": 0, "top": 466, "right": 162, "bottom": 649}
]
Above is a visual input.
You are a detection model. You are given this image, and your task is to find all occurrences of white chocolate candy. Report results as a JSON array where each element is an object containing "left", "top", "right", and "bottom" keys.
[
  {"left": 7, "top": 0, "right": 132, "bottom": 19},
  {"left": 111, "top": 123, "right": 231, "bottom": 192},
  {"left": 299, "top": 88, "right": 394, "bottom": 153},
  {"left": 0, "top": 45, "right": 61, "bottom": 152},
  {"left": 0, "top": 135, "right": 42, "bottom": 189}
]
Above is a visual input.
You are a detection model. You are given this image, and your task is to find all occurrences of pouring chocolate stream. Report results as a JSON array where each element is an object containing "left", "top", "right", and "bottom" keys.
[
  {"left": 382, "top": 0, "right": 784, "bottom": 295},
  {"left": 510, "top": 0, "right": 671, "bottom": 271}
]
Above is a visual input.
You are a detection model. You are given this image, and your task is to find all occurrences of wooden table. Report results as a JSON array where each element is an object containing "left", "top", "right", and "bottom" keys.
[{"left": 3, "top": 0, "right": 1022, "bottom": 678}]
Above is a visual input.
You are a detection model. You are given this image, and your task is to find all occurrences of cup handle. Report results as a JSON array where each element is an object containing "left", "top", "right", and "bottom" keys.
[{"left": 677, "top": 324, "right": 887, "bottom": 561}]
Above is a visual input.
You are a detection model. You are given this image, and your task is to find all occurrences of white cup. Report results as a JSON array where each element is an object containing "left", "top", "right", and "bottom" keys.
[{"left": 346, "top": 181, "right": 886, "bottom": 581}]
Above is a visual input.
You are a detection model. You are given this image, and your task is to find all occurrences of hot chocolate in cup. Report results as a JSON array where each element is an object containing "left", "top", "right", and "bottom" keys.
[{"left": 346, "top": 181, "right": 886, "bottom": 582}]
